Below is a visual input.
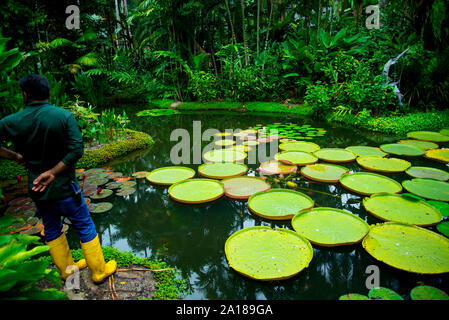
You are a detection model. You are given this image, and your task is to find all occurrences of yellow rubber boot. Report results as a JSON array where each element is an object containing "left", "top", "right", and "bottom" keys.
[
  {"left": 80, "top": 234, "right": 117, "bottom": 284},
  {"left": 46, "top": 233, "right": 87, "bottom": 280}
]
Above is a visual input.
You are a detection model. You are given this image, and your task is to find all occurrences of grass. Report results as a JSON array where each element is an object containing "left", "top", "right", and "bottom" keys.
[
  {"left": 328, "top": 110, "right": 449, "bottom": 136},
  {"left": 147, "top": 99, "right": 314, "bottom": 116},
  {"left": 40, "top": 246, "right": 190, "bottom": 300}
]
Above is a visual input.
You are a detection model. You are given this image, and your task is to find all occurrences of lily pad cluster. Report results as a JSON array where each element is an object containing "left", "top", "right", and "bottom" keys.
[
  {"left": 249, "top": 123, "right": 327, "bottom": 140},
  {"left": 76, "top": 167, "right": 145, "bottom": 214},
  {"left": 339, "top": 285, "right": 448, "bottom": 300}
]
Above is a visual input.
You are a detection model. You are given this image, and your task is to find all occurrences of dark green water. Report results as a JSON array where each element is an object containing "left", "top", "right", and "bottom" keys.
[{"left": 67, "top": 109, "right": 449, "bottom": 300}]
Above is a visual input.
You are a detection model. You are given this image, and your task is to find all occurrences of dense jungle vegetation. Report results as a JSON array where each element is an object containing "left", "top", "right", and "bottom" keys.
[{"left": 0, "top": 0, "right": 448, "bottom": 120}]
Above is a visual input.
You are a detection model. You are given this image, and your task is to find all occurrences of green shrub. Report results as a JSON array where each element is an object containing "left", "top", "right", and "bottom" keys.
[
  {"left": 0, "top": 215, "right": 68, "bottom": 300},
  {"left": 0, "top": 159, "right": 27, "bottom": 181},
  {"left": 329, "top": 110, "right": 449, "bottom": 136},
  {"left": 188, "top": 71, "right": 220, "bottom": 102}
]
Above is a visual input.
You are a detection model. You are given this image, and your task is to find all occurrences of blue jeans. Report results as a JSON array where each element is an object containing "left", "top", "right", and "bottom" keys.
[{"left": 35, "top": 183, "right": 97, "bottom": 243}]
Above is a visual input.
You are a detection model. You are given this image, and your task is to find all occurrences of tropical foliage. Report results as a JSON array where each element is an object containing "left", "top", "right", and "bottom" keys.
[{"left": 0, "top": 0, "right": 447, "bottom": 119}]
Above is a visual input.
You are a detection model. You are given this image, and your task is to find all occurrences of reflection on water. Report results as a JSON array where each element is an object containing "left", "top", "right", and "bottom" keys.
[{"left": 67, "top": 109, "right": 449, "bottom": 300}]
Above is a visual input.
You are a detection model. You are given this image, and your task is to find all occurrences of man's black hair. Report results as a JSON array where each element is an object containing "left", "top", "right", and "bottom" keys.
[{"left": 19, "top": 74, "right": 50, "bottom": 101}]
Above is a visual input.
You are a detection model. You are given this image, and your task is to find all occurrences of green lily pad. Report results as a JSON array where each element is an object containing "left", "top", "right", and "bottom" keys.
[
  {"left": 116, "top": 187, "right": 137, "bottom": 197},
  {"left": 425, "top": 148, "right": 449, "bottom": 162},
  {"left": 338, "top": 294, "right": 370, "bottom": 300},
  {"left": 300, "top": 163, "right": 349, "bottom": 183},
  {"left": 356, "top": 156, "right": 411, "bottom": 173},
  {"left": 168, "top": 179, "right": 224, "bottom": 204},
  {"left": 146, "top": 166, "right": 196, "bottom": 186},
  {"left": 405, "top": 166, "right": 449, "bottom": 181},
  {"left": 89, "top": 202, "right": 113, "bottom": 213},
  {"left": 198, "top": 162, "right": 248, "bottom": 179},
  {"left": 410, "top": 285, "right": 449, "bottom": 300},
  {"left": 248, "top": 189, "right": 314, "bottom": 220},
  {"left": 402, "top": 178, "right": 449, "bottom": 201},
  {"left": 292, "top": 208, "right": 369, "bottom": 246},
  {"left": 132, "top": 171, "right": 149, "bottom": 179},
  {"left": 440, "top": 128, "right": 449, "bottom": 136},
  {"left": 84, "top": 177, "right": 110, "bottom": 186},
  {"left": 313, "top": 148, "right": 357, "bottom": 163},
  {"left": 362, "top": 222, "right": 449, "bottom": 274},
  {"left": 363, "top": 193, "right": 443, "bottom": 226},
  {"left": 222, "top": 176, "right": 271, "bottom": 200},
  {"left": 407, "top": 131, "right": 449, "bottom": 143},
  {"left": 397, "top": 140, "right": 439, "bottom": 150},
  {"left": 90, "top": 189, "right": 113, "bottom": 200},
  {"left": 215, "top": 139, "right": 236, "bottom": 147},
  {"left": 224, "top": 226, "right": 313, "bottom": 281},
  {"left": 345, "top": 146, "right": 387, "bottom": 157},
  {"left": 380, "top": 143, "right": 425, "bottom": 157},
  {"left": 427, "top": 200, "right": 449, "bottom": 217},
  {"left": 368, "top": 287, "right": 403, "bottom": 300},
  {"left": 258, "top": 160, "right": 297, "bottom": 175},
  {"left": 340, "top": 172, "right": 403, "bottom": 196},
  {"left": 120, "top": 180, "right": 137, "bottom": 188},
  {"left": 203, "top": 149, "right": 247, "bottom": 162},
  {"left": 436, "top": 221, "right": 449, "bottom": 237},
  {"left": 278, "top": 141, "right": 320, "bottom": 153},
  {"left": 105, "top": 181, "right": 123, "bottom": 189},
  {"left": 274, "top": 151, "right": 318, "bottom": 166},
  {"left": 242, "top": 140, "right": 259, "bottom": 146}
]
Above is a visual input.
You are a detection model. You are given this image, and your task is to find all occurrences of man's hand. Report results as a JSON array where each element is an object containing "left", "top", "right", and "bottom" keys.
[{"left": 32, "top": 170, "right": 55, "bottom": 193}]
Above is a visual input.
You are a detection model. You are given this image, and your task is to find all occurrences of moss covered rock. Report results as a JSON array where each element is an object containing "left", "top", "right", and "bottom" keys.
[{"left": 76, "top": 129, "right": 154, "bottom": 169}]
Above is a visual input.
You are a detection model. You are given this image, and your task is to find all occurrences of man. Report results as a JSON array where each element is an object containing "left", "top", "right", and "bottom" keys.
[{"left": 0, "top": 74, "right": 116, "bottom": 284}]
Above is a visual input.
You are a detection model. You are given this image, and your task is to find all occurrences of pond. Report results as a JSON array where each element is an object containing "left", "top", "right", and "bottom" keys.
[{"left": 66, "top": 106, "right": 449, "bottom": 300}]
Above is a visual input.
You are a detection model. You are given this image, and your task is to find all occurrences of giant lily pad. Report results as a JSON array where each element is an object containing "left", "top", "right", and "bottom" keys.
[
  {"left": 380, "top": 143, "right": 425, "bottom": 157},
  {"left": 338, "top": 294, "right": 370, "bottom": 300},
  {"left": 313, "top": 148, "right": 357, "bottom": 163},
  {"left": 427, "top": 201, "right": 449, "bottom": 217},
  {"left": 441, "top": 128, "right": 449, "bottom": 136},
  {"left": 274, "top": 151, "right": 318, "bottom": 166},
  {"left": 356, "top": 156, "right": 411, "bottom": 173},
  {"left": 258, "top": 160, "right": 297, "bottom": 175},
  {"left": 340, "top": 172, "right": 403, "bottom": 196},
  {"left": 215, "top": 139, "right": 236, "bottom": 147},
  {"left": 300, "top": 163, "right": 349, "bottom": 183},
  {"left": 278, "top": 141, "right": 320, "bottom": 153},
  {"left": 168, "top": 179, "right": 224, "bottom": 204},
  {"left": 198, "top": 162, "right": 248, "bottom": 179},
  {"left": 146, "top": 167, "right": 195, "bottom": 186},
  {"left": 291, "top": 208, "right": 369, "bottom": 246},
  {"left": 363, "top": 193, "right": 443, "bottom": 226},
  {"left": 436, "top": 221, "right": 449, "bottom": 237},
  {"left": 248, "top": 189, "right": 314, "bottom": 220},
  {"left": 402, "top": 178, "right": 449, "bottom": 201},
  {"left": 222, "top": 176, "right": 271, "bottom": 199},
  {"left": 397, "top": 140, "right": 439, "bottom": 150},
  {"left": 407, "top": 131, "right": 449, "bottom": 143},
  {"left": 410, "top": 285, "right": 449, "bottom": 300},
  {"left": 345, "top": 146, "right": 387, "bottom": 157},
  {"left": 362, "top": 222, "right": 449, "bottom": 274},
  {"left": 224, "top": 226, "right": 313, "bottom": 281},
  {"left": 203, "top": 149, "right": 247, "bottom": 162},
  {"left": 425, "top": 148, "right": 449, "bottom": 162},
  {"left": 405, "top": 166, "right": 449, "bottom": 181},
  {"left": 368, "top": 287, "right": 403, "bottom": 300},
  {"left": 90, "top": 189, "right": 113, "bottom": 200}
]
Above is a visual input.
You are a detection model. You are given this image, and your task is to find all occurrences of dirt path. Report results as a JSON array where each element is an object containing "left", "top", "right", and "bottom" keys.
[{"left": 37, "top": 264, "right": 157, "bottom": 300}]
